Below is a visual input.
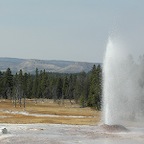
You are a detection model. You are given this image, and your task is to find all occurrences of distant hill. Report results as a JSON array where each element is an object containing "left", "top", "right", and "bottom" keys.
[{"left": 0, "top": 57, "right": 101, "bottom": 74}]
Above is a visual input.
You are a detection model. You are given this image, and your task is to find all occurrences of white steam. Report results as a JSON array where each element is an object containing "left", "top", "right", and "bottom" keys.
[{"left": 103, "top": 37, "right": 144, "bottom": 126}]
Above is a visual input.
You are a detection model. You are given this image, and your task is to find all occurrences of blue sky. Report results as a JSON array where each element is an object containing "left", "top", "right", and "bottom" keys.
[{"left": 0, "top": 0, "right": 144, "bottom": 62}]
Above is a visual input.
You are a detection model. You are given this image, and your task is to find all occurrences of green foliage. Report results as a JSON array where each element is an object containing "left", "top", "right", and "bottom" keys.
[
  {"left": 3, "top": 68, "right": 13, "bottom": 99},
  {"left": 0, "top": 65, "right": 102, "bottom": 110},
  {"left": 32, "top": 68, "right": 39, "bottom": 98},
  {"left": 56, "top": 78, "right": 63, "bottom": 99},
  {"left": 62, "top": 76, "right": 69, "bottom": 99},
  {"left": 87, "top": 65, "right": 102, "bottom": 110}
]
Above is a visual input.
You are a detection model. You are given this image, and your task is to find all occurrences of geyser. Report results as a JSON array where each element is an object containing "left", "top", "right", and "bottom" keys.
[{"left": 102, "top": 37, "right": 144, "bottom": 127}]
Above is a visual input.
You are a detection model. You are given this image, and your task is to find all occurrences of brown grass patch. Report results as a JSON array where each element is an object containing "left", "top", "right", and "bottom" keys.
[{"left": 0, "top": 99, "right": 100, "bottom": 125}]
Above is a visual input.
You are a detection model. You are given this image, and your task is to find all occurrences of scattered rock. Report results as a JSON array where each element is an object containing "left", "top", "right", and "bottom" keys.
[{"left": 2, "top": 128, "right": 8, "bottom": 134}]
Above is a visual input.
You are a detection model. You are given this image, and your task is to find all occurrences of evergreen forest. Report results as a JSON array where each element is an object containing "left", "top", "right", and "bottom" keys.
[{"left": 0, "top": 65, "right": 102, "bottom": 110}]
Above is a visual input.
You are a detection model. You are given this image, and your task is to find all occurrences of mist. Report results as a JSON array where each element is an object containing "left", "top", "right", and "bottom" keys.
[{"left": 103, "top": 37, "right": 144, "bottom": 126}]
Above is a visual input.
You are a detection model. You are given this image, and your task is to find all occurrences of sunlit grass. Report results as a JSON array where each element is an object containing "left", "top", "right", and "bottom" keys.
[{"left": 0, "top": 99, "right": 100, "bottom": 125}]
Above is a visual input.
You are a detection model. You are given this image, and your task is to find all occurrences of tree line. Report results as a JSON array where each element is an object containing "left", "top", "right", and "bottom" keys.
[{"left": 0, "top": 65, "right": 102, "bottom": 110}]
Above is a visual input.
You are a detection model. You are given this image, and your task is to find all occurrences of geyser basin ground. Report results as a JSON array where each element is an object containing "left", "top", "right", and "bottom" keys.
[
  {"left": 100, "top": 124, "right": 128, "bottom": 133},
  {"left": 1, "top": 124, "right": 144, "bottom": 144}
]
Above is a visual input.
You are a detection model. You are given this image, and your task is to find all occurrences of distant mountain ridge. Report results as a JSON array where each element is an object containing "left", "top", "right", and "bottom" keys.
[{"left": 0, "top": 57, "right": 101, "bottom": 74}]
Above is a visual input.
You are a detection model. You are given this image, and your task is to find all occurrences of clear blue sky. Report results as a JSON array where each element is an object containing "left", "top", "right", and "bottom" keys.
[{"left": 0, "top": 0, "right": 144, "bottom": 62}]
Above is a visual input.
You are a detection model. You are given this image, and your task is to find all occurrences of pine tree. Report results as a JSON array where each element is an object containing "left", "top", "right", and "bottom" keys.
[
  {"left": 32, "top": 68, "right": 39, "bottom": 99},
  {"left": 41, "top": 70, "right": 48, "bottom": 100},
  {"left": 62, "top": 76, "right": 69, "bottom": 102},
  {"left": 0, "top": 71, "right": 4, "bottom": 98},
  {"left": 17, "top": 69, "right": 24, "bottom": 107},
  {"left": 56, "top": 78, "right": 63, "bottom": 100},
  {"left": 26, "top": 73, "right": 33, "bottom": 99},
  {"left": 88, "top": 65, "right": 102, "bottom": 110},
  {"left": 3, "top": 68, "right": 13, "bottom": 99},
  {"left": 74, "top": 71, "right": 86, "bottom": 104},
  {"left": 77, "top": 72, "right": 89, "bottom": 107},
  {"left": 68, "top": 74, "right": 75, "bottom": 104}
]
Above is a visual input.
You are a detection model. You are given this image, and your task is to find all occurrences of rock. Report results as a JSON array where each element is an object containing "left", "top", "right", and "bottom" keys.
[
  {"left": 100, "top": 124, "right": 129, "bottom": 133},
  {"left": 2, "top": 128, "right": 8, "bottom": 134}
]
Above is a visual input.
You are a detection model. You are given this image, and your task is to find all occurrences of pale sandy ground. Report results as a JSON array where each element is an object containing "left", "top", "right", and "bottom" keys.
[{"left": 1, "top": 124, "right": 144, "bottom": 144}]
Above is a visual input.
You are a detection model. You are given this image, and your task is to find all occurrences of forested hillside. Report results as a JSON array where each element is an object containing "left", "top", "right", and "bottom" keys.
[
  {"left": 0, "top": 65, "right": 102, "bottom": 110},
  {"left": 0, "top": 57, "right": 100, "bottom": 74}
]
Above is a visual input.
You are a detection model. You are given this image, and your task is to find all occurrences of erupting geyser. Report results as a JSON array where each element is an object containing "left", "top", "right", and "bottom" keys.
[{"left": 102, "top": 37, "right": 144, "bottom": 132}]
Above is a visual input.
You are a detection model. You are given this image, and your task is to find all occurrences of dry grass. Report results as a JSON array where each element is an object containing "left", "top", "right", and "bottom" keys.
[{"left": 0, "top": 99, "right": 100, "bottom": 125}]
